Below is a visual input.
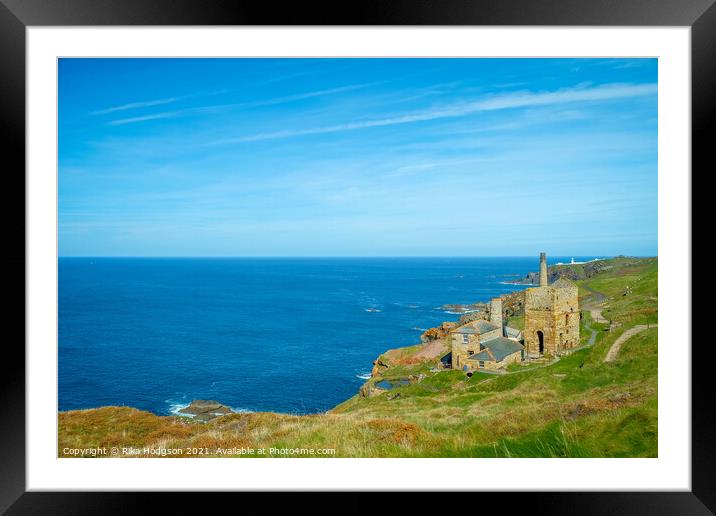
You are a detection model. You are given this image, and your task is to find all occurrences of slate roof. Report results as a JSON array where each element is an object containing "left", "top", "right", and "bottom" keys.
[
  {"left": 505, "top": 326, "right": 523, "bottom": 339},
  {"left": 467, "top": 336, "right": 524, "bottom": 362},
  {"left": 468, "top": 349, "right": 493, "bottom": 361},
  {"left": 452, "top": 320, "right": 500, "bottom": 335},
  {"left": 452, "top": 326, "right": 482, "bottom": 335}
]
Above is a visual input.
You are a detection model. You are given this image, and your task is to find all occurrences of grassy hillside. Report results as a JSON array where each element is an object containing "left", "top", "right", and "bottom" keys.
[{"left": 58, "top": 257, "right": 658, "bottom": 458}]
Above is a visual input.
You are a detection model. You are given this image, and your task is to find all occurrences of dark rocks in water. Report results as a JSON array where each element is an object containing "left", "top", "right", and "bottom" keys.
[
  {"left": 440, "top": 303, "right": 486, "bottom": 314},
  {"left": 178, "top": 399, "right": 233, "bottom": 422},
  {"left": 457, "top": 311, "right": 488, "bottom": 325}
]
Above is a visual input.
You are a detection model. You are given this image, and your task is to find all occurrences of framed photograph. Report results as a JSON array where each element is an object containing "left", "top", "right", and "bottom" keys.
[{"left": 2, "top": 0, "right": 709, "bottom": 511}]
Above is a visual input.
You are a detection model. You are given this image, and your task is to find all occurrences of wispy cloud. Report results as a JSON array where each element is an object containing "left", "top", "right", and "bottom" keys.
[
  {"left": 91, "top": 89, "right": 233, "bottom": 117},
  {"left": 92, "top": 67, "right": 342, "bottom": 117},
  {"left": 211, "top": 82, "right": 657, "bottom": 145},
  {"left": 106, "top": 112, "right": 180, "bottom": 125},
  {"left": 92, "top": 97, "right": 182, "bottom": 116},
  {"left": 107, "top": 81, "right": 383, "bottom": 126}
]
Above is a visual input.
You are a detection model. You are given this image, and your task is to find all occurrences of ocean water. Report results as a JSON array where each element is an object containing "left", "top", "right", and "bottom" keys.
[{"left": 58, "top": 257, "right": 595, "bottom": 415}]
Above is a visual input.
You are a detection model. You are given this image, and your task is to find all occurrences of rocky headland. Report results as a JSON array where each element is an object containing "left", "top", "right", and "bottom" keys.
[{"left": 506, "top": 258, "right": 617, "bottom": 285}]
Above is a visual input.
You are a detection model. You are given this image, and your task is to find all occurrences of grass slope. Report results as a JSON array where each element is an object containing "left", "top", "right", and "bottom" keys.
[{"left": 59, "top": 257, "right": 658, "bottom": 458}]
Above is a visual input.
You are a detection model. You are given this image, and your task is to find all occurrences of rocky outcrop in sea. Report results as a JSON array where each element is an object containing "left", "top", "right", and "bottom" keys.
[{"left": 178, "top": 400, "right": 233, "bottom": 422}]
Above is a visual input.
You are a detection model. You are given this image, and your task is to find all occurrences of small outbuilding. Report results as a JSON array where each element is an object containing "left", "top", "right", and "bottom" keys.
[{"left": 465, "top": 337, "right": 524, "bottom": 371}]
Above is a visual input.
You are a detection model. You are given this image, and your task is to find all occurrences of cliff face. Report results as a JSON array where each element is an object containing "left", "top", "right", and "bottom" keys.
[
  {"left": 420, "top": 322, "right": 457, "bottom": 343},
  {"left": 514, "top": 259, "right": 614, "bottom": 285}
]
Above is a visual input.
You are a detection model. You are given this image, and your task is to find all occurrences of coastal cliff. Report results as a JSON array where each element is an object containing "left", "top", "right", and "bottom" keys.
[{"left": 509, "top": 257, "right": 624, "bottom": 285}]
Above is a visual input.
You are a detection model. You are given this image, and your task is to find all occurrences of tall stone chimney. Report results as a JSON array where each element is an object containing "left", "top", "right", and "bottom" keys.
[
  {"left": 539, "top": 252, "right": 549, "bottom": 287},
  {"left": 490, "top": 297, "right": 503, "bottom": 330}
]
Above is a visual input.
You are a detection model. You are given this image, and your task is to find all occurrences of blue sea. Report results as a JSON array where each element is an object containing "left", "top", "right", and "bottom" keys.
[{"left": 58, "top": 257, "right": 596, "bottom": 415}]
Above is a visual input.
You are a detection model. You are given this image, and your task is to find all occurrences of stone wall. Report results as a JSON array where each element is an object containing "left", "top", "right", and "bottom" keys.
[
  {"left": 524, "top": 283, "right": 580, "bottom": 357},
  {"left": 554, "top": 284, "right": 579, "bottom": 313},
  {"left": 451, "top": 334, "right": 477, "bottom": 369},
  {"left": 451, "top": 328, "right": 502, "bottom": 369},
  {"left": 554, "top": 283, "right": 580, "bottom": 349},
  {"left": 451, "top": 339, "right": 467, "bottom": 369},
  {"left": 562, "top": 311, "right": 580, "bottom": 349},
  {"left": 524, "top": 310, "right": 558, "bottom": 357},
  {"left": 480, "top": 327, "right": 502, "bottom": 342},
  {"left": 466, "top": 350, "right": 522, "bottom": 371},
  {"left": 490, "top": 297, "right": 503, "bottom": 328},
  {"left": 525, "top": 285, "right": 554, "bottom": 311}
]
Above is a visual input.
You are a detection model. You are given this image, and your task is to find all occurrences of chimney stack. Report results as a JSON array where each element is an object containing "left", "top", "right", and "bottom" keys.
[
  {"left": 490, "top": 297, "right": 503, "bottom": 331},
  {"left": 539, "top": 252, "right": 549, "bottom": 287}
]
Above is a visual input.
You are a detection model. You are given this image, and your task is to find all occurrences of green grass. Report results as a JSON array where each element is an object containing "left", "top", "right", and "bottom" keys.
[
  {"left": 506, "top": 313, "right": 524, "bottom": 330},
  {"left": 582, "top": 257, "right": 658, "bottom": 325}
]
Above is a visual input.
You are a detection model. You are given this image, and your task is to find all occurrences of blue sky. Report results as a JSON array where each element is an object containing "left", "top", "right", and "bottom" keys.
[{"left": 59, "top": 58, "right": 657, "bottom": 257}]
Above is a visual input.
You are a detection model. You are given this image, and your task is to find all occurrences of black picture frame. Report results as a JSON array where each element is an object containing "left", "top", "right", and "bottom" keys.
[{"left": 1, "top": 0, "right": 708, "bottom": 513}]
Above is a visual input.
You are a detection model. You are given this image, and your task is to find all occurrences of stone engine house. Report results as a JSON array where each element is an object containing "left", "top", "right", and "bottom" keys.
[
  {"left": 447, "top": 252, "right": 580, "bottom": 372},
  {"left": 523, "top": 252, "right": 580, "bottom": 358}
]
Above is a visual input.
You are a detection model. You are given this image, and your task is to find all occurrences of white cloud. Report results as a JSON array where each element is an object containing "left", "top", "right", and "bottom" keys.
[
  {"left": 92, "top": 97, "right": 181, "bottom": 116},
  {"left": 106, "top": 81, "right": 383, "bottom": 126},
  {"left": 107, "top": 112, "right": 180, "bottom": 126},
  {"left": 211, "top": 82, "right": 657, "bottom": 145}
]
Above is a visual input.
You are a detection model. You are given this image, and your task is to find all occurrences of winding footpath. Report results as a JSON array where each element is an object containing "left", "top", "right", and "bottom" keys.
[
  {"left": 582, "top": 285, "right": 608, "bottom": 324},
  {"left": 604, "top": 324, "right": 657, "bottom": 363},
  {"left": 581, "top": 284, "right": 606, "bottom": 346},
  {"left": 583, "top": 320, "right": 598, "bottom": 346}
]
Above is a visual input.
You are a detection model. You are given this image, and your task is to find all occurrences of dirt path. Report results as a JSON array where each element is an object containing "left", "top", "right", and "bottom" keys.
[
  {"left": 604, "top": 324, "right": 657, "bottom": 363},
  {"left": 582, "top": 285, "right": 608, "bottom": 324},
  {"left": 589, "top": 308, "right": 608, "bottom": 324},
  {"left": 583, "top": 320, "right": 598, "bottom": 346},
  {"left": 413, "top": 338, "right": 448, "bottom": 361}
]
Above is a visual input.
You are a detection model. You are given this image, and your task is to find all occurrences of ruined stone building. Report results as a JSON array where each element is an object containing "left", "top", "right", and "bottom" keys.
[
  {"left": 450, "top": 297, "right": 524, "bottom": 371},
  {"left": 523, "top": 252, "right": 580, "bottom": 358},
  {"left": 448, "top": 252, "right": 580, "bottom": 372}
]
